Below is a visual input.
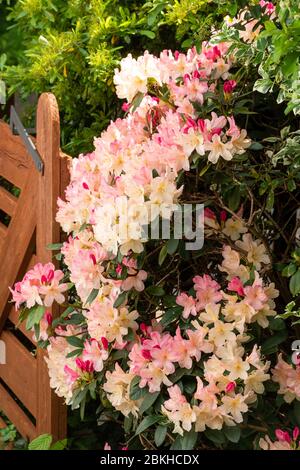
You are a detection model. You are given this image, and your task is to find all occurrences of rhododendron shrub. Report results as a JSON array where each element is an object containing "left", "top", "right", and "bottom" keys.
[{"left": 10, "top": 3, "right": 300, "bottom": 450}]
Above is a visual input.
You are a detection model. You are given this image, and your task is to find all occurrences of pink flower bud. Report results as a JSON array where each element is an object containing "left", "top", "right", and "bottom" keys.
[
  {"left": 122, "top": 102, "right": 130, "bottom": 112},
  {"left": 82, "top": 182, "right": 89, "bottom": 190},
  {"left": 228, "top": 277, "right": 245, "bottom": 296},
  {"left": 223, "top": 80, "right": 237, "bottom": 94},
  {"left": 275, "top": 429, "right": 291, "bottom": 443},
  {"left": 47, "top": 269, "right": 54, "bottom": 283},
  {"left": 141, "top": 349, "right": 152, "bottom": 360},
  {"left": 89, "top": 253, "right": 97, "bottom": 265},
  {"left": 225, "top": 381, "right": 236, "bottom": 393},
  {"left": 76, "top": 358, "right": 94, "bottom": 373},
  {"left": 183, "top": 73, "right": 191, "bottom": 84},
  {"left": 220, "top": 210, "right": 227, "bottom": 222},
  {"left": 197, "top": 118, "right": 205, "bottom": 133},
  {"left": 45, "top": 312, "right": 53, "bottom": 325},
  {"left": 101, "top": 337, "right": 109, "bottom": 350},
  {"left": 116, "top": 264, "right": 122, "bottom": 276},
  {"left": 293, "top": 427, "right": 300, "bottom": 441},
  {"left": 41, "top": 275, "right": 47, "bottom": 284},
  {"left": 204, "top": 207, "right": 216, "bottom": 220}
]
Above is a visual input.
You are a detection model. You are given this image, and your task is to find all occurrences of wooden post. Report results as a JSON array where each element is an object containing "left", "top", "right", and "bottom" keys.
[{"left": 36, "top": 93, "right": 67, "bottom": 441}]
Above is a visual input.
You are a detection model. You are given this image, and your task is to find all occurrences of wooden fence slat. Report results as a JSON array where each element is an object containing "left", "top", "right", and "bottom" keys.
[
  {"left": 0, "top": 221, "right": 7, "bottom": 237},
  {"left": 8, "top": 305, "right": 36, "bottom": 345},
  {"left": 0, "top": 331, "right": 37, "bottom": 416},
  {"left": 0, "top": 93, "right": 68, "bottom": 442},
  {"left": 0, "top": 383, "right": 36, "bottom": 440},
  {"left": 0, "top": 168, "right": 36, "bottom": 331},
  {"left": 0, "top": 122, "right": 32, "bottom": 190},
  {"left": 36, "top": 93, "right": 67, "bottom": 441},
  {"left": 0, "top": 186, "right": 17, "bottom": 217}
]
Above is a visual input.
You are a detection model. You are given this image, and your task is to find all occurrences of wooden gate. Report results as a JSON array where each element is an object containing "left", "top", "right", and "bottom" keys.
[{"left": 0, "top": 93, "right": 67, "bottom": 442}]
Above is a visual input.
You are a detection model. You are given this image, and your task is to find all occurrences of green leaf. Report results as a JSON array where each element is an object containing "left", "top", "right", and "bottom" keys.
[
  {"left": 139, "top": 391, "right": 160, "bottom": 414},
  {"left": 135, "top": 416, "right": 161, "bottom": 435},
  {"left": 167, "top": 237, "right": 179, "bottom": 255},
  {"left": 169, "top": 368, "right": 190, "bottom": 384},
  {"left": 47, "top": 243, "right": 63, "bottom": 250},
  {"left": 227, "top": 187, "right": 240, "bottom": 212},
  {"left": 290, "top": 270, "right": 300, "bottom": 296},
  {"left": 71, "top": 388, "right": 88, "bottom": 410},
  {"left": 227, "top": 2, "right": 238, "bottom": 16},
  {"left": 288, "top": 179, "right": 296, "bottom": 192},
  {"left": 113, "top": 291, "right": 127, "bottom": 308},
  {"left": 170, "top": 435, "right": 183, "bottom": 450},
  {"left": 249, "top": 142, "right": 263, "bottom": 150},
  {"left": 26, "top": 305, "right": 45, "bottom": 331},
  {"left": 130, "top": 376, "right": 147, "bottom": 400},
  {"left": 253, "top": 78, "right": 273, "bottom": 94},
  {"left": 268, "top": 317, "right": 286, "bottom": 331},
  {"left": 282, "top": 263, "right": 297, "bottom": 277},
  {"left": 154, "top": 425, "right": 167, "bottom": 447},
  {"left": 266, "top": 190, "right": 274, "bottom": 212},
  {"left": 28, "top": 434, "right": 53, "bottom": 450},
  {"left": 158, "top": 244, "right": 168, "bottom": 266},
  {"left": 181, "top": 429, "right": 197, "bottom": 450},
  {"left": 293, "top": 400, "right": 300, "bottom": 427},
  {"left": 131, "top": 92, "right": 144, "bottom": 112},
  {"left": 140, "top": 30, "right": 156, "bottom": 39},
  {"left": 261, "top": 330, "right": 288, "bottom": 355},
  {"left": 66, "top": 336, "right": 84, "bottom": 349},
  {"left": 85, "top": 288, "right": 99, "bottom": 305},
  {"left": 224, "top": 426, "right": 241, "bottom": 443},
  {"left": 181, "top": 38, "right": 193, "bottom": 49},
  {"left": 205, "top": 429, "right": 226, "bottom": 445},
  {"left": 50, "top": 439, "right": 67, "bottom": 450},
  {"left": 147, "top": 3, "right": 166, "bottom": 26},
  {"left": 146, "top": 286, "right": 165, "bottom": 296},
  {"left": 160, "top": 307, "right": 182, "bottom": 327},
  {"left": 124, "top": 415, "right": 132, "bottom": 434},
  {"left": 66, "top": 348, "right": 83, "bottom": 358}
]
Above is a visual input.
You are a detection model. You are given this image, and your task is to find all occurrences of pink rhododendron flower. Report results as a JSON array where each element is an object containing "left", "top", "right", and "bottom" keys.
[
  {"left": 228, "top": 277, "right": 245, "bottom": 296},
  {"left": 82, "top": 339, "right": 109, "bottom": 372},
  {"left": 176, "top": 292, "right": 197, "bottom": 318},
  {"left": 121, "top": 269, "right": 147, "bottom": 292}
]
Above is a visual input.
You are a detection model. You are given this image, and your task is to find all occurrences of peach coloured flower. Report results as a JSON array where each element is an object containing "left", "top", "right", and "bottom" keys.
[{"left": 121, "top": 270, "right": 147, "bottom": 292}]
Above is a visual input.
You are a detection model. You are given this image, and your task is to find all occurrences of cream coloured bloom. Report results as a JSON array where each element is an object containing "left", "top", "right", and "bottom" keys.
[
  {"left": 230, "top": 129, "right": 251, "bottom": 154},
  {"left": 103, "top": 363, "right": 140, "bottom": 417},
  {"left": 219, "top": 245, "right": 250, "bottom": 281},
  {"left": 209, "top": 320, "right": 236, "bottom": 348},
  {"left": 222, "top": 299, "right": 255, "bottom": 324},
  {"left": 45, "top": 336, "right": 78, "bottom": 404},
  {"left": 227, "top": 357, "right": 250, "bottom": 381},
  {"left": 199, "top": 303, "right": 221, "bottom": 325},
  {"left": 221, "top": 394, "right": 248, "bottom": 423},
  {"left": 205, "top": 134, "right": 234, "bottom": 163},
  {"left": 235, "top": 234, "right": 270, "bottom": 270},
  {"left": 222, "top": 217, "right": 248, "bottom": 241},
  {"left": 114, "top": 52, "right": 162, "bottom": 102},
  {"left": 244, "top": 369, "right": 270, "bottom": 394}
]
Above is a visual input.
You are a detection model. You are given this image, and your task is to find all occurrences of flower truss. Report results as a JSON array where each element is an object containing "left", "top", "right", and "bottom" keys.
[{"left": 10, "top": 11, "right": 298, "bottom": 449}]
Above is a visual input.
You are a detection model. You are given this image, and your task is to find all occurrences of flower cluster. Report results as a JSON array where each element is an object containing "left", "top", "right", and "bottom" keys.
[
  {"left": 11, "top": 19, "right": 296, "bottom": 449},
  {"left": 10, "top": 262, "right": 68, "bottom": 310},
  {"left": 272, "top": 354, "right": 300, "bottom": 403},
  {"left": 259, "top": 427, "right": 300, "bottom": 450},
  {"left": 56, "top": 44, "right": 250, "bottom": 259}
]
